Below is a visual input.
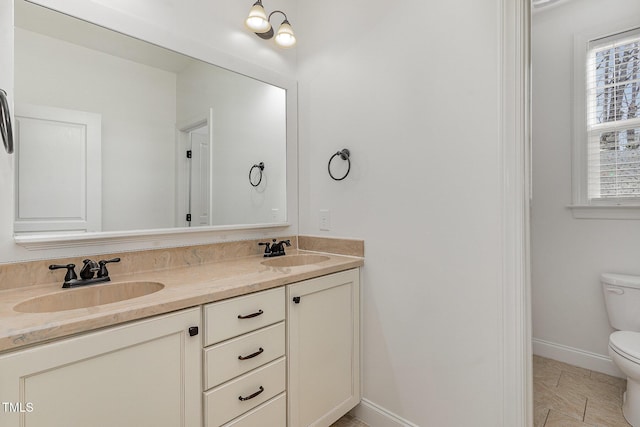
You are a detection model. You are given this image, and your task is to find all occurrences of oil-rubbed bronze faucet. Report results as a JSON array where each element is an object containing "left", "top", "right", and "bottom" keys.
[
  {"left": 49, "top": 258, "right": 121, "bottom": 288},
  {"left": 258, "top": 239, "right": 291, "bottom": 257},
  {"left": 80, "top": 259, "right": 100, "bottom": 280}
]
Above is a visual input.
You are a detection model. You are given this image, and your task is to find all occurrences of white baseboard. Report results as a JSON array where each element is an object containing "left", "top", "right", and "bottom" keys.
[
  {"left": 532, "top": 337, "right": 624, "bottom": 378},
  {"left": 351, "top": 398, "right": 418, "bottom": 427}
]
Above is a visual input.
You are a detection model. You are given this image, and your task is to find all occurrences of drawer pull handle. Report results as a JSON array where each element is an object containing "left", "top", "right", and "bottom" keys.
[
  {"left": 237, "top": 309, "right": 263, "bottom": 319},
  {"left": 238, "top": 347, "right": 264, "bottom": 360},
  {"left": 238, "top": 386, "right": 264, "bottom": 401}
]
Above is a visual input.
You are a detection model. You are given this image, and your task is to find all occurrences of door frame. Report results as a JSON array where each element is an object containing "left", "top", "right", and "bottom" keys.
[{"left": 500, "top": 0, "right": 532, "bottom": 426}]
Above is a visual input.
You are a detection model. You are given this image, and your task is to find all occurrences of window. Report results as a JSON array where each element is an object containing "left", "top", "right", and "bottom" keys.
[
  {"left": 572, "top": 26, "right": 640, "bottom": 219},
  {"left": 587, "top": 30, "right": 640, "bottom": 199}
]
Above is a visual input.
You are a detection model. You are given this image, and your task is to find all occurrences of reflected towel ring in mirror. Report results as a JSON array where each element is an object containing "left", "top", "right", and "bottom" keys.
[
  {"left": 0, "top": 89, "right": 14, "bottom": 154},
  {"left": 328, "top": 149, "right": 351, "bottom": 181},
  {"left": 249, "top": 162, "right": 265, "bottom": 187}
]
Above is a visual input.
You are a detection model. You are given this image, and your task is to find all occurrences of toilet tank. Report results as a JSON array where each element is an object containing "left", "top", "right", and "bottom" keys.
[{"left": 602, "top": 273, "right": 640, "bottom": 331}]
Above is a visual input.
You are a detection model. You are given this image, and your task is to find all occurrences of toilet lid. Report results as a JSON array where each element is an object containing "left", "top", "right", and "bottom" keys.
[{"left": 610, "top": 331, "right": 640, "bottom": 362}]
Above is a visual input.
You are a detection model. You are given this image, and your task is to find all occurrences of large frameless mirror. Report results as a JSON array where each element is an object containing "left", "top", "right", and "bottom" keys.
[{"left": 13, "top": 0, "right": 288, "bottom": 238}]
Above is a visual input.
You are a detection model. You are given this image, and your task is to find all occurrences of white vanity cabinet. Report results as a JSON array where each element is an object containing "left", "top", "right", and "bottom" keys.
[
  {"left": 0, "top": 267, "right": 361, "bottom": 427},
  {"left": 0, "top": 307, "right": 202, "bottom": 427},
  {"left": 287, "top": 269, "right": 361, "bottom": 427},
  {"left": 202, "top": 287, "right": 287, "bottom": 426}
]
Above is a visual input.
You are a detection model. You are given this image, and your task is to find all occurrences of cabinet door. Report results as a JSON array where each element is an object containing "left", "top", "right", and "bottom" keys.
[
  {"left": 287, "top": 269, "right": 360, "bottom": 427},
  {"left": 0, "top": 308, "right": 202, "bottom": 427}
]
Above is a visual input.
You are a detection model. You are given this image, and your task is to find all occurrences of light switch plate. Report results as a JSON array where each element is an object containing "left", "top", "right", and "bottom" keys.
[{"left": 319, "top": 209, "right": 330, "bottom": 231}]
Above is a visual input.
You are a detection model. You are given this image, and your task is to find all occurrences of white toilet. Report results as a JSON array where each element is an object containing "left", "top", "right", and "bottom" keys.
[{"left": 602, "top": 273, "right": 640, "bottom": 427}]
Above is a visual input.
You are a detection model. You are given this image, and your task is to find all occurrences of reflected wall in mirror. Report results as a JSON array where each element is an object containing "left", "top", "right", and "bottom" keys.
[{"left": 13, "top": 0, "right": 287, "bottom": 235}]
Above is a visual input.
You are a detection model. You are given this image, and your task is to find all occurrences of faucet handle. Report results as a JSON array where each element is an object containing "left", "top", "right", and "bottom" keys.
[
  {"left": 258, "top": 241, "right": 273, "bottom": 254},
  {"left": 49, "top": 263, "right": 78, "bottom": 282},
  {"left": 97, "top": 257, "right": 120, "bottom": 278}
]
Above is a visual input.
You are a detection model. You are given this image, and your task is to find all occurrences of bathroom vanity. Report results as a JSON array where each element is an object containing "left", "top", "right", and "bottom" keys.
[{"left": 0, "top": 251, "right": 362, "bottom": 427}]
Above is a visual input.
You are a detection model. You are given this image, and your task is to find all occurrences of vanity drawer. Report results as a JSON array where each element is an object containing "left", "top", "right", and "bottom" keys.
[
  {"left": 204, "top": 287, "right": 285, "bottom": 346},
  {"left": 204, "top": 356, "right": 286, "bottom": 427},
  {"left": 221, "top": 393, "right": 286, "bottom": 427},
  {"left": 204, "top": 322, "right": 285, "bottom": 389}
]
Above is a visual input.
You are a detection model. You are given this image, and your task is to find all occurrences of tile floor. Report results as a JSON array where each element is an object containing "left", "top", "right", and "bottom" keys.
[
  {"left": 331, "top": 414, "right": 369, "bottom": 427},
  {"left": 332, "top": 356, "right": 628, "bottom": 427},
  {"left": 534, "top": 355, "right": 630, "bottom": 426}
]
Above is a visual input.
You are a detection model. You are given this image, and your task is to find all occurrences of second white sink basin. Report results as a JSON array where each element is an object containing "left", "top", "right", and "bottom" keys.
[{"left": 261, "top": 254, "right": 330, "bottom": 268}]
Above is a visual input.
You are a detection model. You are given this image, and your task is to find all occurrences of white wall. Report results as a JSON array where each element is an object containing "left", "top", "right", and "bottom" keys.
[
  {"left": 531, "top": 0, "right": 640, "bottom": 373},
  {"left": 297, "top": 1, "right": 507, "bottom": 425},
  {"left": 0, "top": 0, "right": 297, "bottom": 262},
  {"left": 15, "top": 28, "right": 177, "bottom": 232},
  {"left": 176, "top": 62, "right": 287, "bottom": 226}
]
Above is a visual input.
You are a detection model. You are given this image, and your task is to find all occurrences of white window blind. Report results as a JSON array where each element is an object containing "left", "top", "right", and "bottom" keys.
[{"left": 586, "top": 29, "right": 640, "bottom": 200}]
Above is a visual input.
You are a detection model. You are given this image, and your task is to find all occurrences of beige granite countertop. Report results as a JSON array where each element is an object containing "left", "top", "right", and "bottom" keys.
[{"left": 0, "top": 250, "right": 363, "bottom": 354}]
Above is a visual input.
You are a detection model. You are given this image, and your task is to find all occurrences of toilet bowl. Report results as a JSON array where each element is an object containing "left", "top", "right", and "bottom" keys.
[
  {"left": 602, "top": 273, "right": 640, "bottom": 427},
  {"left": 609, "top": 331, "right": 640, "bottom": 425}
]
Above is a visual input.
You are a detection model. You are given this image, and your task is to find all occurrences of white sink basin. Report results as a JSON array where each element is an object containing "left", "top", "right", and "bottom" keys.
[{"left": 14, "top": 281, "right": 165, "bottom": 313}]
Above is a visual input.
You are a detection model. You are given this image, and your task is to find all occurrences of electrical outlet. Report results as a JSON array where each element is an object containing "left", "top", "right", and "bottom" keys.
[
  {"left": 319, "top": 209, "right": 330, "bottom": 231},
  {"left": 271, "top": 208, "right": 279, "bottom": 222}
]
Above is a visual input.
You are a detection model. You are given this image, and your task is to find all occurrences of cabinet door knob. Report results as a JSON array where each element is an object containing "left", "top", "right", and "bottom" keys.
[
  {"left": 293, "top": 296, "right": 301, "bottom": 304},
  {"left": 188, "top": 326, "right": 199, "bottom": 336}
]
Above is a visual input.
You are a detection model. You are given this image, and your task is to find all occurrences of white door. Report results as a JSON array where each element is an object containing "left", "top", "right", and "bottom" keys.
[
  {"left": 189, "top": 126, "right": 211, "bottom": 226},
  {"left": 176, "top": 109, "right": 213, "bottom": 227},
  {"left": 14, "top": 104, "right": 101, "bottom": 233}
]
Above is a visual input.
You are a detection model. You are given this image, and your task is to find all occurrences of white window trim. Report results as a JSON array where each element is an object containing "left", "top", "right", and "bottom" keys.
[{"left": 570, "top": 20, "right": 640, "bottom": 219}]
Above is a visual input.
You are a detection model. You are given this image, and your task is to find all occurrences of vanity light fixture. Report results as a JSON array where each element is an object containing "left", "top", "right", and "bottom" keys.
[{"left": 244, "top": 0, "right": 296, "bottom": 49}]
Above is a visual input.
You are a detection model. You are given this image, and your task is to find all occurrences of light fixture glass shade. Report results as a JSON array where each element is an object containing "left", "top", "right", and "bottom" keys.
[
  {"left": 274, "top": 20, "right": 296, "bottom": 48},
  {"left": 245, "top": 3, "right": 271, "bottom": 33}
]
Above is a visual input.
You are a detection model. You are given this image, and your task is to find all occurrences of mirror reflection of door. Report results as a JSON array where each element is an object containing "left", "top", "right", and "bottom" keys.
[
  {"left": 177, "top": 110, "right": 213, "bottom": 228},
  {"left": 14, "top": 104, "right": 102, "bottom": 234},
  {"left": 187, "top": 124, "right": 211, "bottom": 227}
]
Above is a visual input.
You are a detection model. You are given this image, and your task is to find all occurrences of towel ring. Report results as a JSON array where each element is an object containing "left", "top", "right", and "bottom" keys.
[
  {"left": 328, "top": 149, "right": 350, "bottom": 181},
  {"left": 249, "top": 162, "right": 265, "bottom": 187},
  {"left": 0, "top": 89, "right": 13, "bottom": 154}
]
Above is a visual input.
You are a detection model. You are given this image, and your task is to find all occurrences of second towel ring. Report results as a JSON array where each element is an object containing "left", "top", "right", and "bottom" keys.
[
  {"left": 0, "top": 89, "right": 14, "bottom": 154},
  {"left": 249, "top": 162, "right": 265, "bottom": 187},
  {"left": 328, "top": 149, "right": 350, "bottom": 181}
]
